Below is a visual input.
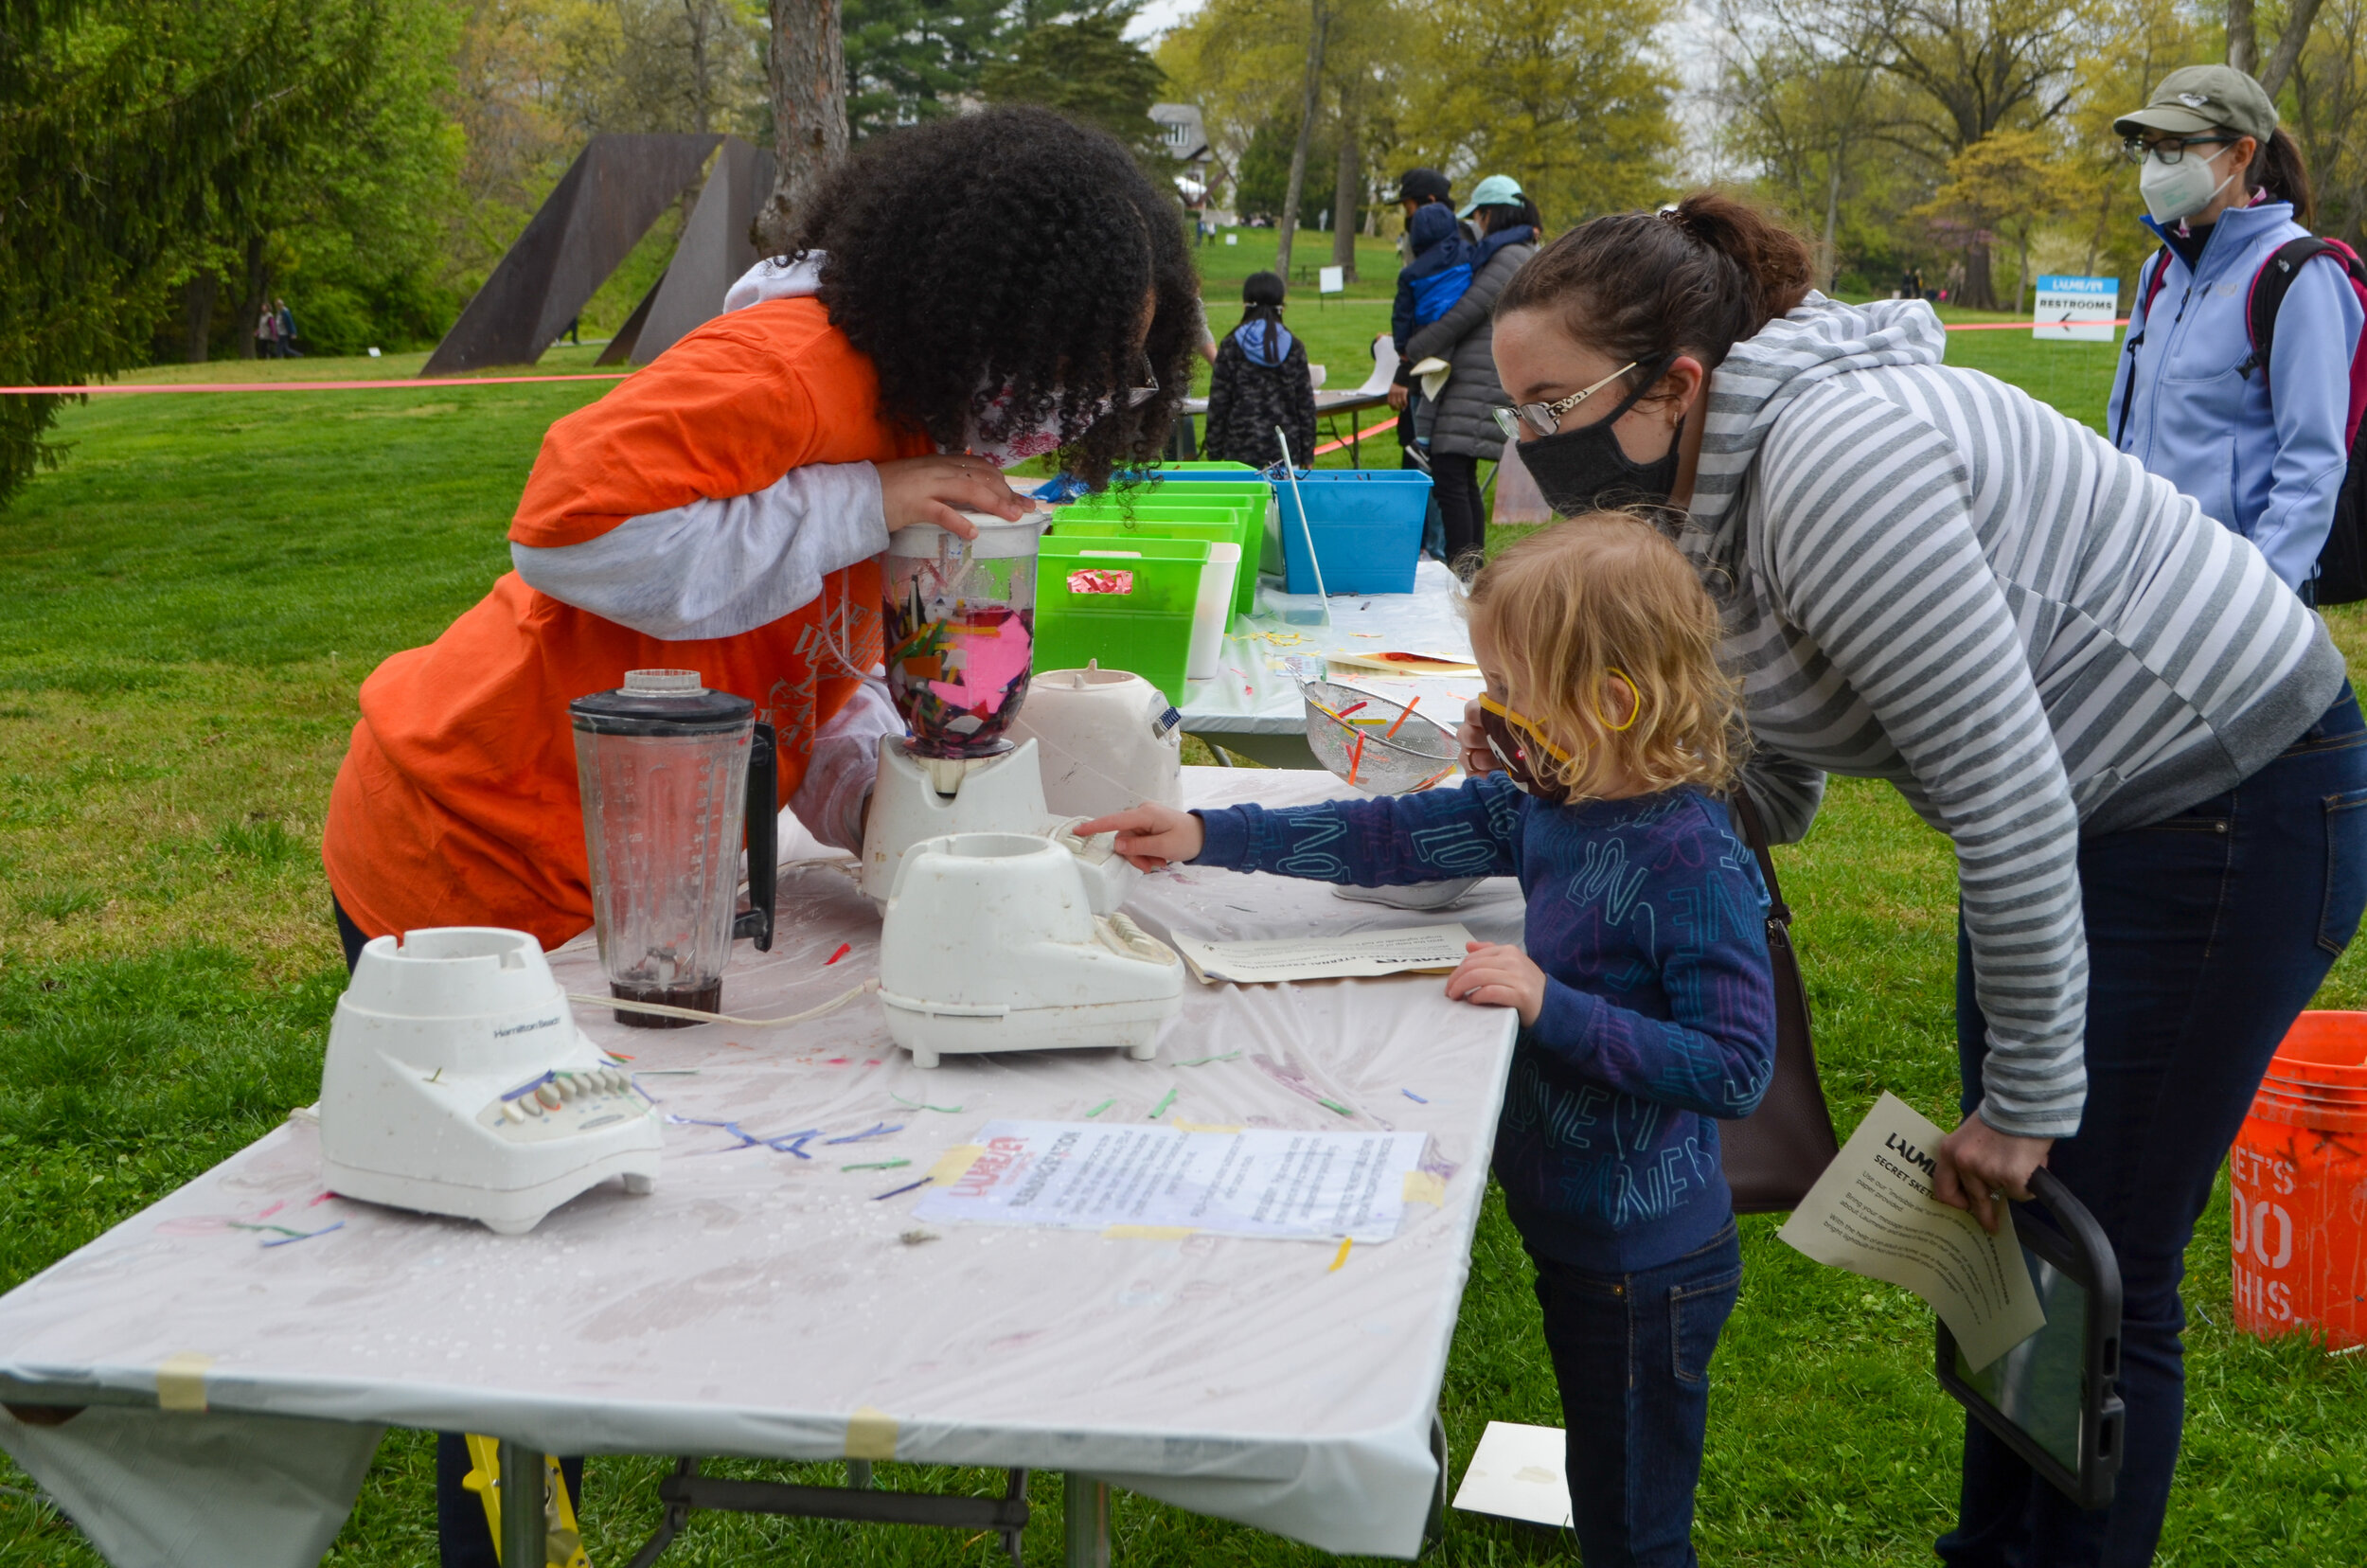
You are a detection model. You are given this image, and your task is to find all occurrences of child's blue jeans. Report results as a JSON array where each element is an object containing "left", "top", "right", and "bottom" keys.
[{"left": 1528, "top": 1221, "right": 1742, "bottom": 1567}]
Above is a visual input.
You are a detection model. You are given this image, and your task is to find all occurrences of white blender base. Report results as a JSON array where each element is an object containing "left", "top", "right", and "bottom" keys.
[
  {"left": 880, "top": 997, "right": 1170, "bottom": 1068},
  {"left": 861, "top": 738, "right": 1051, "bottom": 907},
  {"left": 325, "top": 1151, "right": 659, "bottom": 1236}
]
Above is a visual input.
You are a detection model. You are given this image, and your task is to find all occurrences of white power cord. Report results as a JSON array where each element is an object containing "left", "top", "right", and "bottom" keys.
[{"left": 565, "top": 977, "right": 880, "bottom": 1029}]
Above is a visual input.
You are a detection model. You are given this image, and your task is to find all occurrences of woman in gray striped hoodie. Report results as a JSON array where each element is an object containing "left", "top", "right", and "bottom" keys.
[{"left": 1472, "top": 193, "right": 2367, "bottom": 1565}]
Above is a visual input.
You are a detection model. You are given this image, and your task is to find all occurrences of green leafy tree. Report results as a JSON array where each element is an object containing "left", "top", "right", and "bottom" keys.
[
  {"left": 844, "top": 0, "right": 1013, "bottom": 138},
  {"left": 1234, "top": 113, "right": 1338, "bottom": 226},
  {"left": 0, "top": 0, "right": 382, "bottom": 503},
  {"left": 981, "top": 9, "right": 1166, "bottom": 160},
  {"left": 1409, "top": 0, "right": 1680, "bottom": 227}
]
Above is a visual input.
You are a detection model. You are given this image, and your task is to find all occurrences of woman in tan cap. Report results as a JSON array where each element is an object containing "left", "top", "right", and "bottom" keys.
[{"left": 2108, "top": 64, "right": 2363, "bottom": 599}]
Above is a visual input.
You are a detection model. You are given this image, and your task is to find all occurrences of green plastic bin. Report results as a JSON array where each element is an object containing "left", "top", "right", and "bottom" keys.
[
  {"left": 1034, "top": 537, "right": 1213, "bottom": 704},
  {"left": 1127, "top": 478, "right": 1282, "bottom": 576},
  {"left": 1052, "top": 502, "right": 1259, "bottom": 620}
]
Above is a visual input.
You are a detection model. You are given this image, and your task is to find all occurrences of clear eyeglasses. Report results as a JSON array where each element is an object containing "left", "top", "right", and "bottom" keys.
[
  {"left": 1490, "top": 360, "right": 1641, "bottom": 442},
  {"left": 2120, "top": 135, "right": 2233, "bottom": 166}
]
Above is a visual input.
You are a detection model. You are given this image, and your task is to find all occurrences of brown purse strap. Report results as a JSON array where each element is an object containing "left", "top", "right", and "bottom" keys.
[{"left": 1725, "top": 788, "right": 1794, "bottom": 930}]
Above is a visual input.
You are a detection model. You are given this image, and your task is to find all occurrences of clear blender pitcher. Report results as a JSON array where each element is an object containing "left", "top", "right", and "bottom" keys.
[
  {"left": 883, "top": 515, "right": 1048, "bottom": 760},
  {"left": 570, "top": 669, "right": 776, "bottom": 1027}
]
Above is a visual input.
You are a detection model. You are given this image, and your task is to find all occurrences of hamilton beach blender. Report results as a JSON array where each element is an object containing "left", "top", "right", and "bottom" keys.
[
  {"left": 858, "top": 513, "right": 1059, "bottom": 905},
  {"left": 571, "top": 669, "right": 777, "bottom": 1026}
]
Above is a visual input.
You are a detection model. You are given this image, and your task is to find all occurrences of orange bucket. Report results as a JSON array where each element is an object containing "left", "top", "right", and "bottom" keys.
[{"left": 2231, "top": 1010, "right": 2367, "bottom": 1347}]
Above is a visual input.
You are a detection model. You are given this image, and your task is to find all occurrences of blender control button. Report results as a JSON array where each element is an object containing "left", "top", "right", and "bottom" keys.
[
  {"left": 536, "top": 1083, "right": 562, "bottom": 1109},
  {"left": 501, "top": 1101, "right": 526, "bottom": 1124},
  {"left": 523, "top": 1096, "right": 544, "bottom": 1116},
  {"left": 606, "top": 1070, "right": 629, "bottom": 1093}
]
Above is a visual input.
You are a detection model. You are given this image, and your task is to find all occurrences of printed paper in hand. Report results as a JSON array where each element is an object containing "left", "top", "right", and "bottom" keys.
[
  {"left": 1778, "top": 1092, "right": 2045, "bottom": 1370},
  {"left": 1171, "top": 923, "right": 1474, "bottom": 985},
  {"left": 914, "top": 1120, "right": 1429, "bottom": 1242}
]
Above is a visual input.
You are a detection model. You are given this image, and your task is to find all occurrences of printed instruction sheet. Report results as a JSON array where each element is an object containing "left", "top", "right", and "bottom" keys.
[
  {"left": 1171, "top": 923, "right": 1475, "bottom": 985},
  {"left": 1778, "top": 1092, "right": 2045, "bottom": 1370},
  {"left": 915, "top": 1120, "right": 1431, "bottom": 1242}
]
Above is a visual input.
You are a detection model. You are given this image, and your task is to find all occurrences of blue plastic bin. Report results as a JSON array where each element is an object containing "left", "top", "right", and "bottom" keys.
[{"left": 1272, "top": 470, "right": 1432, "bottom": 595}]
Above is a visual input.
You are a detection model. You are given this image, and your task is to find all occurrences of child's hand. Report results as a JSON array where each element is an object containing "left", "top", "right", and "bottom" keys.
[
  {"left": 1445, "top": 941, "right": 1544, "bottom": 1025},
  {"left": 1075, "top": 804, "right": 1205, "bottom": 870}
]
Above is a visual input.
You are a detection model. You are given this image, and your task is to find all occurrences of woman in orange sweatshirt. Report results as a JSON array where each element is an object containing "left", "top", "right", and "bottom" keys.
[{"left": 317, "top": 107, "right": 1199, "bottom": 1565}]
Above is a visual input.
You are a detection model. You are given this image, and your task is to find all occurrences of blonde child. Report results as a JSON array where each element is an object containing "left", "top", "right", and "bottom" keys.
[{"left": 1082, "top": 515, "right": 1776, "bottom": 1567}]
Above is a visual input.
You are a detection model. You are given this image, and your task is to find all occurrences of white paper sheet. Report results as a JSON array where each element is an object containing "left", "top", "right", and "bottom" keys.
[
  {"left": 1172, "top": 923, "right": 1475, "bottom": 985},
  {"left": 915, "top": 1120, "right": 1430, "bottom": 1242},
  {"left": 1450, "top": 1420, "right": 1572, "bottom": 1528},
  {"left": 1777, "top": 1093, "right": 2044, "bottom": 1370}
]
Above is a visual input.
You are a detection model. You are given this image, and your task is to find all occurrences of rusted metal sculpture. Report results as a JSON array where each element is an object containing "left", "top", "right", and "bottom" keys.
[
  {"left": 423, "top": 134, "right": 722, "bottom": 376},
  {"left": 599, "top": 137, "right": 777, "bottom": 367}
]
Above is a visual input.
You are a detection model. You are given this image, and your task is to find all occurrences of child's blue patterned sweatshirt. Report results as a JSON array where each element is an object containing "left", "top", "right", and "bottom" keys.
[{"left": 1192, "top": 774, "right": 1778, "bottom": 1273}]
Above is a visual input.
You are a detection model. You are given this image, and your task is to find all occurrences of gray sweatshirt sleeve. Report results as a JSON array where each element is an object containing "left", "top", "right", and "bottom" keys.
[
  {"left": 511, "top": 461, "right": 888, "bottom": 641},
  {"left": 788, "top": 676, "right": 900, "bottom": 854}
]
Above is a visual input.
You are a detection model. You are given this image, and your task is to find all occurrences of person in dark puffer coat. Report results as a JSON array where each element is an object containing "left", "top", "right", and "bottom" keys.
[
  {"left": 1404, "top": 175, "right": 1539, "bottom": 572},
  {"left": 1202, "top": 271, "right": 1318, "bottom": 469}
]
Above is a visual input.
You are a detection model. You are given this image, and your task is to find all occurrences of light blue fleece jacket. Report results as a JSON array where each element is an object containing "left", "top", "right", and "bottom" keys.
[{"left": 2107, "top": 199, "right": 2364, "bottom": 592}]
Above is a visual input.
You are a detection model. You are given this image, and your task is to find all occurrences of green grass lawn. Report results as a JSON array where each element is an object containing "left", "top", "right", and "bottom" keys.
[{"left": 3, "top": 313, "right": 2365, "bottom": 1565}]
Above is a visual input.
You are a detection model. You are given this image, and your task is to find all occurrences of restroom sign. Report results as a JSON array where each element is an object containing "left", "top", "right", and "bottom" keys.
[{"left": 2034, "top": 276, "right": 2118, "bottom": 341}]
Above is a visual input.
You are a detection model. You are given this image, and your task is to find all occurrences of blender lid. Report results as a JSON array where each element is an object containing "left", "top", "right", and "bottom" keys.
[
  {"left": 888, "top": 509, "right": 1048, "bottom": 560},
  {"left": 570, "top": 668, "right": 755, "bottom": 736}
]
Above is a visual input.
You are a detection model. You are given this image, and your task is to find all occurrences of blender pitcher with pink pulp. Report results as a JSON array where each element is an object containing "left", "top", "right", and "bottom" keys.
[
  {"left": 570, "top": 669, "right": 776, "bottom": 1027},
  {"left": 883, "top": 515, "right": 1048, "bottom": 757}
]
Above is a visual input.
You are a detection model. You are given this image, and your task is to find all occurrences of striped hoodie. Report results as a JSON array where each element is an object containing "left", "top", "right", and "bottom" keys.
[{"left": 1681, "top": 295, "right": 2346, "bottom": 1139}]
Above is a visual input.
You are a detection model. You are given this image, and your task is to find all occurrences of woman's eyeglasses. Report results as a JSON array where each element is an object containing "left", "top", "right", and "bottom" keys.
[
  {"left": 1491, "top": 361, "right": 1641, "bottom": 442},
  {"left": 2120, "top": 135, "right": 2233, "bottom": 166}
]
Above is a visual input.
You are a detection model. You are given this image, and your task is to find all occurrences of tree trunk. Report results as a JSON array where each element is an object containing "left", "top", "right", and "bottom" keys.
[
  {"left": 2228, "top": 0, "right": 2258, "bottom": 75},
  {"left": 1331, "top": 93, "right": 1360, "bottom": 280},
  {"left": 756, "top": 0, "right": 848, "bottom": 255},
  {"left": 1274, "top": 0, "right": 1329, "bottom": 280},
  {"left": 2259, "top": 0, "right": 2328, "bottom": 97},
  {"left": 1820, "top": 146, "right": 1843, "bottom": 292},
  {"left": 1963, "top": 237, "right": 1998, "bottom": 312},
  {"left": 236, "top": 234, "right": 269, "bottom": 361},
  {"left": 182, "top": 276, "right": 218, "bottom": 364},
  {"left": 2015, "top": 228, "right": 2031, "bottom": 316}
]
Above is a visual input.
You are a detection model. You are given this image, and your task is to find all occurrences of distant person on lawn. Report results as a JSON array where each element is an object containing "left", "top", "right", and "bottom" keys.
[
  {"left": 1201, "top": 271, "right": 1316, "bottom": 469},
  {"left": 317, "top": 105, "right": 1199, "bottom": 1568}
]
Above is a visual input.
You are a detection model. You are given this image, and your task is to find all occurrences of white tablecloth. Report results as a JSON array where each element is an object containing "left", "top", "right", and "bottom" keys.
[
  {"left": 1177, "top": 560, "right": 1482, "bottom": 738},
  {"left": 0, "top": 771, "right": 1522, "bottom": 1567}
]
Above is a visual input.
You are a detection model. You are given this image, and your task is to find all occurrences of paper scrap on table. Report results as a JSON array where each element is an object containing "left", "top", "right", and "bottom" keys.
[
  {"left": 912, "top": 1119, "right": 1429, "bottom": 1243},
  {"left": 1326, "top": 650, "right": 1481, "bottom": 679},
  {"left": 1171, "top": 923, "right": 1475, "bottom": 985},
  {"left": 1450, "top": 1420, "right": 1573, "bottom": 1528},
  {"left": 1778, "top": 1092, "right": 2044, "bottom": 1370}
]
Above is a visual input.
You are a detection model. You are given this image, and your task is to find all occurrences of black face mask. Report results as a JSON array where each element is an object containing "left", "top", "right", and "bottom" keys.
[{"left": 1516, "top": 360, "right": 1682, "bottom": 516}]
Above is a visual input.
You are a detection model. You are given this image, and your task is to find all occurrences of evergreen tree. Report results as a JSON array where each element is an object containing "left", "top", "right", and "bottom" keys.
[
  {"left": 0, "top": 0, "right": 384, "bottom": 503},
  {"left": 844, "top": 0, "right": 1013, "bottom": 139},
  {"left": 980, "top": 9, "right": 1166, "bottom": 160}
]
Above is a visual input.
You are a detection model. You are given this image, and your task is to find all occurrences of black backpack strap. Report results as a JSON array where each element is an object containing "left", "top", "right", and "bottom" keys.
[{"left": 2244, "top": 236, "right": 2348, "bottom": 380}]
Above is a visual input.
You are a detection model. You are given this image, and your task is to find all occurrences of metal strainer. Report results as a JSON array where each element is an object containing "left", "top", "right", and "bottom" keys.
[{"left": 1299, "top": 680, "right": 1456, "bottom": 794}]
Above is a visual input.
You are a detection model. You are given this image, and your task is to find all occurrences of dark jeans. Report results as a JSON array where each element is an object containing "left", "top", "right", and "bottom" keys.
[
  {"left": 1940, "top": 686, "right": 2367, "bottom": 1568},
  {"left": 1431, "top": 449, "right": 1486, "bottom": 571},
  {"left": 1530, "top": 1221, "right": 1742, "bottom": 1568},
  {"left": 332, "top": 899, "right": 589, "bottom": 1566}
]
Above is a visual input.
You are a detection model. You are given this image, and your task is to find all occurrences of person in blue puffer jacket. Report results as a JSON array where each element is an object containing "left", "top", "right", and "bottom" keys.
[
  {"left": 2108, "top": 64, "right": 2364, "bottom": 598},
  {"left": 1392, "top": 199, "right": 1473, "bottom": 354}
]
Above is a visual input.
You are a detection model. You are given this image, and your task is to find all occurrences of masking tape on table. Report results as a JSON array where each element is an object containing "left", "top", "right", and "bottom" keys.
[
  {"left": 1103, "top": 1225, "right": 1198, "bottom": 1240},
  {"left": 156, "top": 1351, "right": 215, "bottom": 1413},
  {"left": 1402, "top": 1170, "right": 1448, "bottom": 1205},
  {"left": 1171, "top": 1120, "right": 1243, "bottom": 1134},
  {"left": 927, "top": 1144, "right": 987, "bottom": 1185},
  {"left": 845, "top": 1405, "right": 899, "bottom": 1460}
]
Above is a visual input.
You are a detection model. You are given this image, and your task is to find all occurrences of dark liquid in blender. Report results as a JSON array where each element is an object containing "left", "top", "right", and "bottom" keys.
[{"left": 610, "top": 978, "right": 722, "bottom": 1029}]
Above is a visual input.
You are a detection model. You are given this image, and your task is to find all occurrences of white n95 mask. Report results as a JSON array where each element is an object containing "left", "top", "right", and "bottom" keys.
[{"left": 2140, "top": 146, "right": 2240, "bottom": 226}]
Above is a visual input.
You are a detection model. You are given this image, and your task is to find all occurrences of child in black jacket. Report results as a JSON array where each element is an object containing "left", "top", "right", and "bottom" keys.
[{"left": 1203, "top": 272, "right": 1317, "bottom": 469}]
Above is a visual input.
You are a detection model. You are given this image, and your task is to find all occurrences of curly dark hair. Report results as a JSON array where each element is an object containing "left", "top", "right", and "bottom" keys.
[{"left": 792, "top": 105, "right": 1197, "bottom": 490}]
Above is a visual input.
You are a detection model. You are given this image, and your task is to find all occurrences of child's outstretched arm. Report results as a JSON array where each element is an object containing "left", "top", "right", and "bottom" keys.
[{"left": 1080, "top": 775, "right": 1522, "bottom": 883}]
